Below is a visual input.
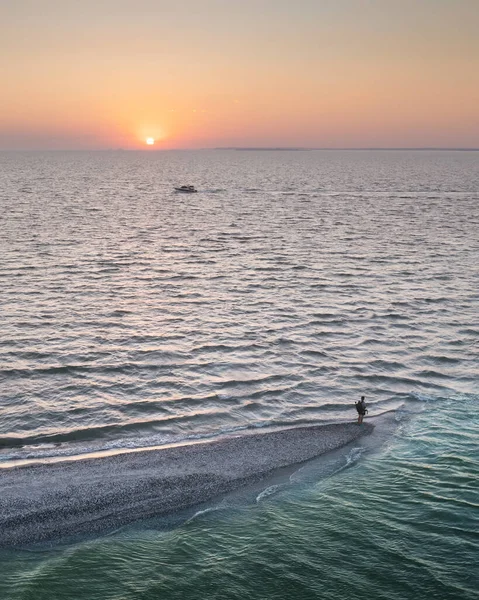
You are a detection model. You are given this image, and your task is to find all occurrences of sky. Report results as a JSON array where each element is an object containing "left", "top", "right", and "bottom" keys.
[{"left": 1, "top": 0, "right": 478, "bottom": 150}]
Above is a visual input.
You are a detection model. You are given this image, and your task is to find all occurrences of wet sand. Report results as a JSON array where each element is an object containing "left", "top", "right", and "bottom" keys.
[{"left": 0, "top": 422, "right": 373, "bottom": 547}]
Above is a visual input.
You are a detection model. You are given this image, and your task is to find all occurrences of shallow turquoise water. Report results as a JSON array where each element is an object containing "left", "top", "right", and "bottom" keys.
[{"left": 1, "top": 393, "right": 477, "bottom": 600}]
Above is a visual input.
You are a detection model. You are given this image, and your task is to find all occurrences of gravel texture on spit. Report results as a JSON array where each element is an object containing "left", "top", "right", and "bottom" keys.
[{"left": 0, "top": 422, "right": 373, "bottom": 547}]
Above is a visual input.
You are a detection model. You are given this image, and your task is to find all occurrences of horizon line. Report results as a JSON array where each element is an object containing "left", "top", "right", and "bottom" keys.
[{"left": 1, "top": 147, "right": 478, "bottom": 152}]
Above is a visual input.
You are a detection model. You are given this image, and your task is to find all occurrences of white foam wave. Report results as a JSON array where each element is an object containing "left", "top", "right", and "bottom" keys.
[
  {"left": 184, "top": 506, "right": 222, "bottom": 524},
  {"left": 256, "top": 484, "right": 286, "bottom": 503}
]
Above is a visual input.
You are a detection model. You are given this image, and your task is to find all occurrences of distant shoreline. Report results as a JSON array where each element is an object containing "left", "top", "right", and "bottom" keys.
[
  {"left": 1, "top": 147, "right": 478, "bottom": 153},
  {"left": 214, "top": 147, "right": 479, "bottom": 152}
]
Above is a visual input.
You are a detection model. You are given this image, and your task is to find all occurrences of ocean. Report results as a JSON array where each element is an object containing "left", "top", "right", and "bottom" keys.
[{"left": 0, "top": 149, "right": 478, "bottom": 599}]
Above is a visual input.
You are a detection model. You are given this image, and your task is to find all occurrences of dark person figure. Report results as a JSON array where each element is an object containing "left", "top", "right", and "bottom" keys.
[{"left": 355, "top": 396, "right": 368, "bottom": 424}]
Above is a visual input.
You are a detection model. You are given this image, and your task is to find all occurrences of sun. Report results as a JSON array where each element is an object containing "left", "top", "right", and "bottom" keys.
[{"left": 146, "top": 137, "right": 155, "bottom": 145}]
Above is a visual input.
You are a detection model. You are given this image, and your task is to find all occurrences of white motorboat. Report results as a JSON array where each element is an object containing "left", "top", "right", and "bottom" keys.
[{"left": 174, "top": 185, "right": 198, "bottom": 193}]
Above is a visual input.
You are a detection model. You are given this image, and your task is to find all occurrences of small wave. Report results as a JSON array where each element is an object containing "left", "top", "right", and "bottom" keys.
[
  {"left": 301, "top": 350, "right": 330, "bottom": 358},
  {"left": 458, "top": 328, "right": 479, "bottom": 336},
  {"left": 394, "top": 404, "right": 426, "bottom": 421},
  {"left": 0, "top": 361, "right": 180, "bottom": 379},
  {"left": 415, "top": 369, "right": 451, "bottom": 380},
  {"left": 345, "top": 446, "right": 365, "bottom": 466},
  {"left": 218, "top": 373, "right": 299, "bottom": 389},
  {"left": 184, "top": 506, "right": 224, "bottom": 524},
  {"left": 0, "top": 410, "right": 225, "bottom": 451},
  {"left": 422, "top": 355, "right": 462, "bottom": 365},
  {"left": 369, "top": 359, "right": 407, "bottom": 370},
  {"left": 109, "top": 310, "right": 133, "bottom": 317},
  {"left": 354, "top": 373, "right": 447, "bottom": 389},
  {"left": 307, "top": 319, "right": 345, "bottom": 327},
  {"left": 410, "top": 391, "right": 441, "bottom": 403},
  {"left": 192, "top": 343, "right": 246, "bottom": 354},
  {"left": 289, "top": 446, "right": 366, "bottom": 484},
  {"left": 256, "top": 484, "right": 286, "bottom": 503}
]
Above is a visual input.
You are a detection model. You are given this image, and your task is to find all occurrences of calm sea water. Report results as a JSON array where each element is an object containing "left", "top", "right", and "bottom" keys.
[{"left": 0, "top": 150, "right": 478, "bottom": 599}]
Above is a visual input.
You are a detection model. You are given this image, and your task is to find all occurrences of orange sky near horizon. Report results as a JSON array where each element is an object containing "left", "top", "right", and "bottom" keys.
[{"left": 1, "top": 0, "right": 478, "bottom": 150}]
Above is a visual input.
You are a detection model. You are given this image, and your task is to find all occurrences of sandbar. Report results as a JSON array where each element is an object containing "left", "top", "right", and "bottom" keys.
[{"left": 0, "top": 422, "right": 373, "bottom": 547}]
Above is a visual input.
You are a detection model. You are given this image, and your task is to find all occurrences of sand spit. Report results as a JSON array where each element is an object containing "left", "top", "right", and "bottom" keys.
[{"left": 0, "top": 422, "right": 373, "bottom": 547}]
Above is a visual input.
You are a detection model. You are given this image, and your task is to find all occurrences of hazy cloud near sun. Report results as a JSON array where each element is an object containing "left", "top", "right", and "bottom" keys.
[{"left": 1, "top": 0, "right": 478, "bottom": 149}]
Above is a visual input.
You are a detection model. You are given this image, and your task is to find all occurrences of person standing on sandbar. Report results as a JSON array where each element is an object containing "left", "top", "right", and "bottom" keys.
[{"left": 355, "top": 396, "right": 368, "bottom": 424}]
